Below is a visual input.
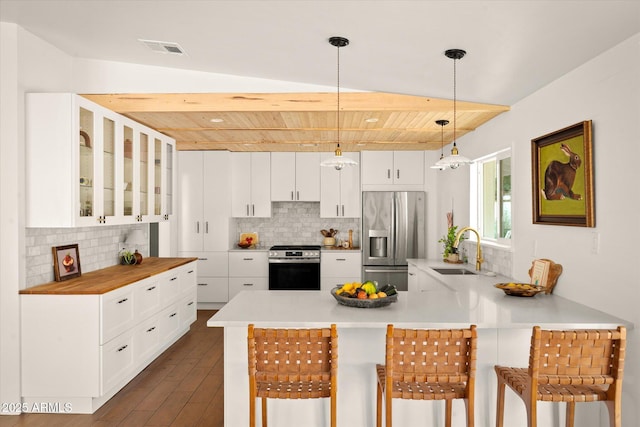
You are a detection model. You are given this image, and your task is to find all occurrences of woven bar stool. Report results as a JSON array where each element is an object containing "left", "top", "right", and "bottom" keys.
[
  {"left": 495, "top": 326, "right": 626, "bottom": 427},
  {"left": 376, "top": 324, "right": 477, "bottom": 427},
  {"left": 247, "top": 324, "right": 338, "bottom": 427}
]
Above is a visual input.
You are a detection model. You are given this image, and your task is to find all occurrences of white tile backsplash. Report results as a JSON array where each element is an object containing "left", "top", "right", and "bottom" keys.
[
  {"left": 459, "top": 241, "right": 513, "bottom": 277},
  {"left": 235, "top": 202, "right": 360, "bottom": 248},
  {"left": 25, "top": 224, "right": 149, "bottom": 287}
]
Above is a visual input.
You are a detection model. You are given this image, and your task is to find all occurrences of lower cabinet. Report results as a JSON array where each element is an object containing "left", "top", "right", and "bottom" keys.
[
  {"left": 180, "top": 251, "right": 229, "bottom": 305},
  {"left": 228, "top": 251, "right": 269, "bottom": 300},
  {"left": 20, "top": 260, "right": 197, "bottom": 414},
  {"left": 320, "top": 251, "right": 361, "bottom": 291}
]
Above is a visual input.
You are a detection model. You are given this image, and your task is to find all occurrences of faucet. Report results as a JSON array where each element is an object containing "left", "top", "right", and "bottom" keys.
[{"left": 453, "top": 226, "right": 484, "bottom": 271}]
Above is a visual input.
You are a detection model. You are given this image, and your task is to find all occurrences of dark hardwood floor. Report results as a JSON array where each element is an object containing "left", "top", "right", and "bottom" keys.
[{"left": 1, "top": 310, "right": 224, "bottom": 427}]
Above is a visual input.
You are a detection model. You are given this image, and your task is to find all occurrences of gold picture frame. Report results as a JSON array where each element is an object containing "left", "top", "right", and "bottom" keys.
[
  {"left": 52, "top": 244, "right": 82, "bottom": 281},
  {"left": 531, "top": 120, "right": 594, "bottom": 227}
]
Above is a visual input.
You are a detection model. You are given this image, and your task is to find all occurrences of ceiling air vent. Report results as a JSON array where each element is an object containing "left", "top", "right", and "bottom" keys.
[{"left": 139, "top": 39, "right": 186, "bottom": 55}]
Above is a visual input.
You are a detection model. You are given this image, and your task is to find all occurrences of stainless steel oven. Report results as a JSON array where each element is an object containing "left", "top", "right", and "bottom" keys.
[{"left": 268, "top": 245, "right": 321, "bottom": 290}]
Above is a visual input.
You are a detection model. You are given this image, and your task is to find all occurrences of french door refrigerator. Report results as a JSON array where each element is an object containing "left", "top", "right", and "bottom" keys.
[{"left": 362, "top": 191, "right": 426, "bottom": 291}]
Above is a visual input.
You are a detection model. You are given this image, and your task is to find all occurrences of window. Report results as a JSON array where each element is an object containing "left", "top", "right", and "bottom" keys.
[{"left": 471, "top": 149, "right": 511, "bottom": 244}]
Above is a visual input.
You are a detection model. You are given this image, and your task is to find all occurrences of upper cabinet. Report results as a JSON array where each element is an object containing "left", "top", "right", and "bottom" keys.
[
  {"left": 178, "top": 151, "right": 230, "bottom": 252},
  {"left": 361, "top": 151, "right": 424, "bottom": 189},
  {"left": 271, "top": 152, "right": 320, "bottom": 202},
  {"left": 26, "top": 93, "right": 175, "bottom": 227},
  {"left": 230, "top": 152, "right": 271, "bottom": 217},
  {"left": 320, "top": 152, "right": 360, "bottom": 218}
]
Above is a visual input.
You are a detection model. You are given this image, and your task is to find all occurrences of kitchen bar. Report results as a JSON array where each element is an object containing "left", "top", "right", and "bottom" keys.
[{"left": 207, "top": 261, "right": 632, "bottom": 427}]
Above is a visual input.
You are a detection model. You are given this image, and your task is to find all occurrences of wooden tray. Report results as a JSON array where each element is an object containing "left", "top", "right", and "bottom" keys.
[
  {"left": 330, "top": 287, "right": 398, "bottom": 308},
  {"left": 494, "top": 283, "right": 545, "bottom": 297}
]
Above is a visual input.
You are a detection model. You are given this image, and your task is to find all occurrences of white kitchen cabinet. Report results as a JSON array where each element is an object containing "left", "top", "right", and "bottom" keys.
[
  {"left": 178, "top": 151, "right": 230, "bottom": 252},
  {"left": 25, "top": 93, "right": 175, "bottom": 227},
  {"left": 271, "top": 152, "right": 320, "bottom": 201},
  {"left": 320, "top": 152, "right": 360, "bottom": 218},
  {"left": 320, "top": 251, "right": 361, "bottom": 291},
  {"left": 361, "top": 151, "right": 424, "bottom": 187},
  {"left": 181, "top": 252, "right": 229, "bottom": 305},
  {"left": 228, "top": 251, "right": 269, "bottom": 300},
  {"left": 231, "top": 152, "right": 271, "bottom": 217},
  {"left": 20, "top": 259, "right": 197, "bottom": 414}
]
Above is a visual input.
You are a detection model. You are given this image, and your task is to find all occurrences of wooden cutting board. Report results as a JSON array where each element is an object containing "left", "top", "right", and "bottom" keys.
[{"left": 239, "top": 232, "right": 259, "bottom": 245}]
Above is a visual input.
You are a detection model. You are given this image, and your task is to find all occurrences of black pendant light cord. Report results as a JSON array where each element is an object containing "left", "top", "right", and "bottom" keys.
[
  {"left": 336, "top": 41, "right": 341, "bottom": 149},
  {"left": 453, "top": 54, "right": 457, "bottom": 148}
]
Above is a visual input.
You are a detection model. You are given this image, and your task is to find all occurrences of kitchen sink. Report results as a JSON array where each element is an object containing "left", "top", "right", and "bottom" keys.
[{"left": 432, "top": 268, "right": 476, "bottom": 275}]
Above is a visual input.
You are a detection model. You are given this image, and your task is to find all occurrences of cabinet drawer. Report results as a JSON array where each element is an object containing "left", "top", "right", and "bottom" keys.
[
  {"left": 228, "top": 277, "right": 268, "bottom": 301},
  {"left": 321, "top": 252, "right": 361, "bottom": 278},
  {"left": 180, "top": 262, "right": 197, "bottom": 295},
  {"left": 197, "top": 277, "right": 229, "bottom": 303},
  {"left": 159, "top": 270, "right": 181, "bottom": 306},
  {"left": 158, "top": 304, "right": 181, "bottom": 342},
  {"left": 180, "top": 293, "right": 197, "bottom": 330},
  {"left": 135, "top": 278, "right": 160, "bottom": 322},
  {"left": 229, "top": 252, "right": 268, "bottom": 277},
  {"left": 101, "top": 331, "right": 134, "bottom": 394},
  {"left": 101, "top": 287, "right": 135, "bottom": 345},
  {"left": 133, "top": 314, "right": 160, "bottom": 365},
  {"left": 180, "top": 252, "right": 228, "bottom": 276}
]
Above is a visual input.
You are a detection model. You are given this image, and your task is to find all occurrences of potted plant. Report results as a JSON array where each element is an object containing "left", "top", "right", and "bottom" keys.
[
  {"left": 120, "top": 250, "right": 136, "bottom": 265},
  {"left": 438, "top": 225, "right": 465, "bottom": 262}
]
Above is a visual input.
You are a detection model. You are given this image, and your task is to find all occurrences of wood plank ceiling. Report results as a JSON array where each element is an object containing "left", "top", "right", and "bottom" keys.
[{"left": 83, "top": 92, "right": 510, "bottom": 152}]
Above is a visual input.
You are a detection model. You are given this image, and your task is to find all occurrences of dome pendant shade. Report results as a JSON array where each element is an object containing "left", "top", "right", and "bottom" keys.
[
  {"left": 431, "top": 119, "right": 449, "bottom": 170},
  {"left": 321, "top": 36, "right": 358, "bottom": 170}
]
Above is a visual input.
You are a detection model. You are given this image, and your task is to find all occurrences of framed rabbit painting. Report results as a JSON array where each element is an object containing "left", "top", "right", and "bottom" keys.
[{"left": 531, "top": 120, "right": 594, "bottom": 227}]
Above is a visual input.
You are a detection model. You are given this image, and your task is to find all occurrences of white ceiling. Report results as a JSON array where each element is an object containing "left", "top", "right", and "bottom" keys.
[{"left": 1, "top": 0, "right": 639, "bottom": 106}]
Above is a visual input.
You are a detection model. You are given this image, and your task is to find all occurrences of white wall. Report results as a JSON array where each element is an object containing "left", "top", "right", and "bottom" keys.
[{"left": 438, "top": 33, "right": 640, "bottom": 426}]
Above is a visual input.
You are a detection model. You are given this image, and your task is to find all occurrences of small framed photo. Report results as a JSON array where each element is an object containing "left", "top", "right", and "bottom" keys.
[
  {"left": 531, "top": 120, "right": 594, "bottom": 227},
  {"left": 52, "top": 244, "right": 82, "bottom": 281}
]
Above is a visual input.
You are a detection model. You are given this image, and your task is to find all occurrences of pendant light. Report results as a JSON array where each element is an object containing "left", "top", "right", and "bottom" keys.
[
  {"left": 438, "top": 49, "right": 472, "bottom": 169},
  {"left": 431, "top": 119, "right": 449, "bottom": 170},
  {"left": 320, "top": 36, "right": 358, "bottom": 170}
]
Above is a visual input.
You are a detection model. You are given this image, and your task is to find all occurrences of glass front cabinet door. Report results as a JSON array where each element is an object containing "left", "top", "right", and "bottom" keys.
[{"left": 26, "top": 93, "right": 176, "bottom": 227}]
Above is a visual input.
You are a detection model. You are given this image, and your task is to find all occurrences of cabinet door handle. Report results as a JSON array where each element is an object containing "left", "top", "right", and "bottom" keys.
[
  {"left": 205, "top": 221, "right": 209, "bottom": 234},
  {"left": 117, "top": 298, "right": 128, "bottom": 304},
  {"left": 146, "top": 286, "right": 156, "bottom": 291},
  {"left": 252, "top": 204, "right": 255, "bottom": 216},
  {"left": 170, "top": 277, "right": 178, "bottom": 281},
  {"left": 342, "top": 205, "right": 345, "bottom": 216},
  {"left": 296, "top": 191, "right": 299, "bottom": 200},
  {"left": 336, "top": 258, "right": 346, "bottom": 261},
  {"left": 246, "top": 204, "right": 249, "bottom": 216},
  {"left": 188, "top": 270, "right": 194, "bottom": 274},
  {"left": 291, "top": 191, "right": 294, "bottom": 201},
  {"left": 196, "top": 221, "right": 200, "bottom": 233},
  {"left": 408, "top": 272, "right": 415, "bottom": 276},
  {"left": 387, "top": 169, "right": 391, "bottom": 179},
  {"left": 170, "top": 312, "right": 177, "bottom": 318},
  {"left": 146, "top": 326, "right": 156, "bottom": 333},
  {"left": 397, "top": 169, "right": 400, "bottom": 179},
  {"left": 198, "top": 283, "right": 208, "bottom": 286},
  {"left": 243, "top": 258, "right": 254, "bottom": 261},
  {"left": 198, "top": 257, "right": 208, "bottom": 261},
  {"left": 188, "top": 301, "right": 194, "bottom": 306},
  {"left": 336, "top": 205, "right": 339, "bottom": 216},
  {"left": 243, "top": 283, "right": 254, "bottom": 287},
  {"left": 117, "top": 345, "right": 128, "bottom": 352}
]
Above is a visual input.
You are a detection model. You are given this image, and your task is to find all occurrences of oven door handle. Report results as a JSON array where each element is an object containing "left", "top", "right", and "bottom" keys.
[{"left": 269, "top": 258, "right": 320, "bottom": 264}]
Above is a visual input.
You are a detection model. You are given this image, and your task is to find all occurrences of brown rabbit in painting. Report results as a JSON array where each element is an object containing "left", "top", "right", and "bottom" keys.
[{"left": 543, "top": 143, "right": 582, "bottom": 200}]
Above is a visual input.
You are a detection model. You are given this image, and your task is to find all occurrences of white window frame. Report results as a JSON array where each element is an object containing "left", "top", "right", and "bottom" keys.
[{"left": 470, "top": 148, "right": 511, "bottom": 247}]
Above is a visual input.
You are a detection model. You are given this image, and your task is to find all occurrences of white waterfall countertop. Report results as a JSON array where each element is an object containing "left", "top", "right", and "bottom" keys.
[{"left": 207, "top": 259, "right": 631, "bottom": 330}]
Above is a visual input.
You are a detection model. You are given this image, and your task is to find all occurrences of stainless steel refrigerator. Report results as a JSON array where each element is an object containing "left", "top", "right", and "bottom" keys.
[{"left": 362, "top": 191, "right": 426, "bottom": 291}]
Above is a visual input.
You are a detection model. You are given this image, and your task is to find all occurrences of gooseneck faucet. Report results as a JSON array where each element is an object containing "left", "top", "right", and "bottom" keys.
[{"left": 453, "top": 226, "right": 484, "bottom": 271}]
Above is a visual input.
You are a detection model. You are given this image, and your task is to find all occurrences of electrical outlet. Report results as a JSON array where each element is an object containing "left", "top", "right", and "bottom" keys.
[{"left": 591, "top": 231, "right": 599, "bottom": 255}]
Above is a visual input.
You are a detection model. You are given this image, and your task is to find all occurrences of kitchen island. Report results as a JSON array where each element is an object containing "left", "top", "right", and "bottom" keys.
[{"left": 207, "top": 261, "right": 631, "bottom": 427}]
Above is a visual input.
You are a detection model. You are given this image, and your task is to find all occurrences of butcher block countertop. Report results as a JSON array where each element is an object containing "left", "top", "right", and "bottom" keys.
[{"left": 20, "top": 257, "right": 198, "bottom": 295}]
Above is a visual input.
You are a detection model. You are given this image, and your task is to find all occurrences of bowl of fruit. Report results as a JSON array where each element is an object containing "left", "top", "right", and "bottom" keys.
[
  {"left": 494, "top": 282, "right": 545, "bottom": 297},
  {"left": 331, "top": 281, "right": 398, "bottom": 308}
]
